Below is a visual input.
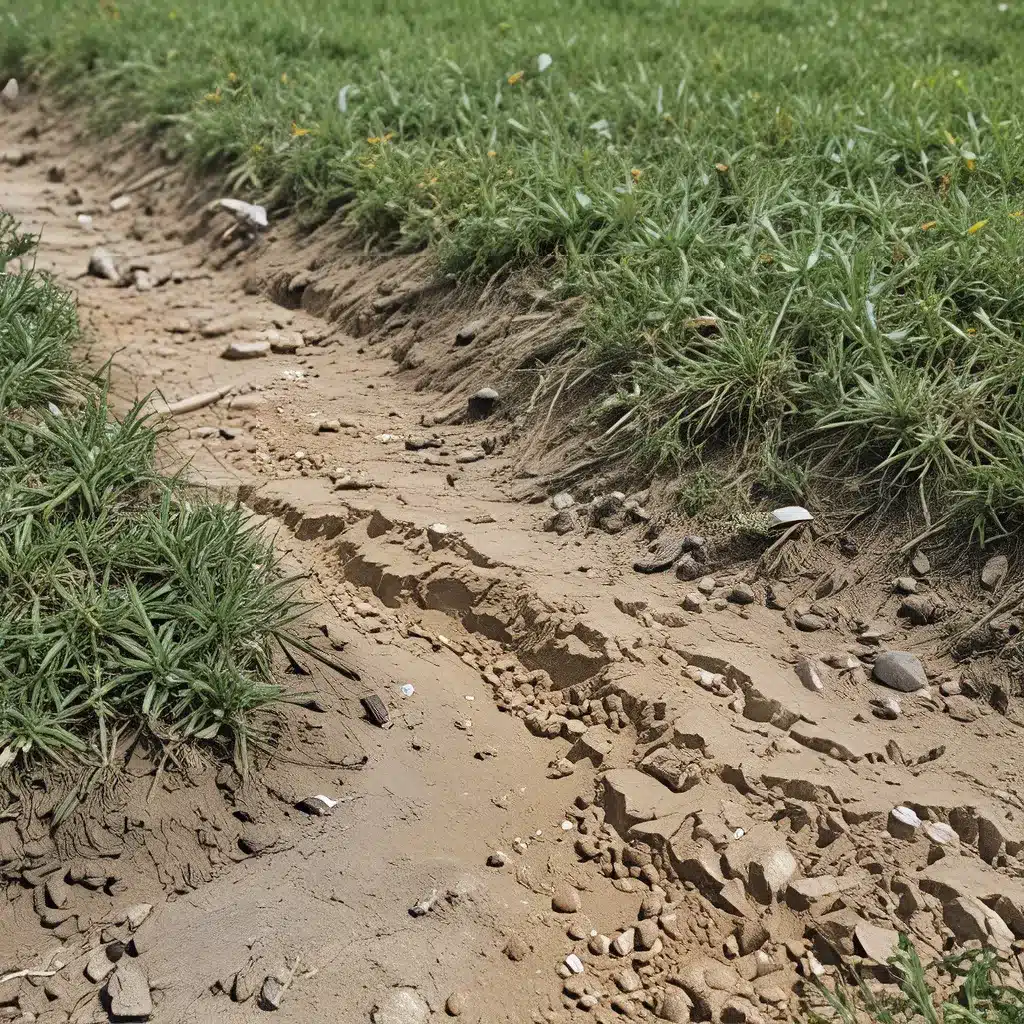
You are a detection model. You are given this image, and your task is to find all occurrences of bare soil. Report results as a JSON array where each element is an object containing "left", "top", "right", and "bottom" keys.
[{"left": 4, "top": 104, "right": 1024, "bottom": 1024}]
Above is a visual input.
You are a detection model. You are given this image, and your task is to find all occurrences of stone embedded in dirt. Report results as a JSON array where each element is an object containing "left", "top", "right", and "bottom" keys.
[
  {"left": 766, "top": 582, "right": 792, "bottom": 609},
  {"left": 982, "top": 555, "right": 1008, "bottom": 591},
  {"left": 873, "top": 651, "right": 927, "bottom": 692},
  {"left": 747, "top": 846, "right": 799, "bottom": 905},
  {"left": 467, "top": 387, "right": 499, "bottom": 421},
  {"left": 893, "top": 576, "right": 917, "bottom": 594},
  {"left": 296, "top": 794, "right": 336, "bottom": 816},
  {"left": 445, "top": 989, "right": 468, "bottom": 1016},
  {"left": 910, "top": 550, "right": 930, "bottom": 575},
  {"left": 682, "top": 592, "right": 704, "bottom": 612},
  {"left": 737, "top": 920, "right": 769, "bottom": 955},
  {"left": 107, "top": 961, "right": 152, "bottom": 1020},
  {"left": 486, "top": 850, "right": 507, "bottom": 868},
  {"left": 125, "top": 904, "right": 152, "bottom": 930},
  {"left": 371, "top": 987, "right": 431, "bottom": 1024},
  {"left": 870, "top": 696, "right": 901, "bottom": 720},
  {"left": 201, "top": 310, "right": 264, "bottom": 337},
  {"left": 944, "top": 896, "right": 989, "bottom": 944},
  {"left": 854, "top": 921, "right": 899, "bottom": 964},
  {"left": 316, "top": 419, "right": 341, "bottom": 433},
  {"left": 221, "top": 340, "right": 271, "bottom": 360},
  {"left": 588, "top": 933, "right": 612, "bottom": 956},
  {"left": 611, "top": 928, "right": 635, "bottom": 957},
  {"left": 1, "top": 78, "right": 18, "bottom": 106},
  {"left": 545, "top": 508, "right": 580, "bottom": 535},
  {"left": 728, "top": 584, "right": 756, "bottom": 605},
  {"left": 551, "top": 883, "right": 582, "bottom": 915},
  {"left": 85, "top": 945, "right": 117, "bottom": 983},
  {"left": 675, "top": 554, "right": 703, "bottom": 581},
  {"left": 795, "top": 612, "right": 828, "bottom": 631},
  {"left": 110, "top": 195, "right": 132, "bottom": 212},
  {"left": 697, "top": 576, "right": 717, "bottom": 596},
  {"left": 239, "top": 824, "right": 281, "bottom": 855},
  {"left": 455, "top": 319, "right": 487, "bottom": 346},
  {"left": 614, "top": 969, "right": 642, "bottom": 994},
  {"left": 634, "top": 918, "right": 659, "bottom": 951},
  {"left": 924, "top": 822, "right": 958, "bottom": 846},
  {"left": 228, "top": 393, "right": 265, "bottom": 410},
  {"left": 268, "top": 330, "right": 304, "bottom": 354},
  {"left": 899, "top": 593, "right": 944, "bottom": 625},
  {"left": 795, "top": 657, "right": 826, "bottom": 693},
  {"left": 427, "top": 523, "right": 449, "bottom": 546},
  {"left": 503, "top": 934, "right": 530, "bottom": 961},
  {"left": 634, "top": 536, "right": 693, "bottom": 574},
  {"left": 550, "top": 491, "right": 575, "bottom": 511},
  {"left": 658, "top": 990, "right": 694, "bottom": 1023},
  {"left": 887, "top": 805, "right": 921, "bottom": 840},
  {"left": 45, "top": 874, "right": 70, "bottom": 909},
  {"left": 87, "top": 248, "right": 121, "bottom": 282}
]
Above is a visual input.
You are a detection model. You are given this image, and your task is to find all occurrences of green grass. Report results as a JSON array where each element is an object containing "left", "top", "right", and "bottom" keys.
[
  {"left": 0, "top": 213, "right": 305, "bottom": 773},
  {"left": 813, "top": 936, "right": 1024, "bottom": 1024},
  {"left": 7, "top": 0, "right": 1024, "bottom": 536}
]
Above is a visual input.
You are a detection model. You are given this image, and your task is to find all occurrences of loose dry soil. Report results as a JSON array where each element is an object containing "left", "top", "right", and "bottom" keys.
[{"left": 5, "top": 104, "right": 1024, "bottom": 1024}]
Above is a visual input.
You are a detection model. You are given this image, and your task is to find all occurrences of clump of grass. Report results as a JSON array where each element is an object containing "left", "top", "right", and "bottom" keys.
[
  {"left": 8, "top": 0, "right": 1024, "bottom": 535},
  {"left": 812, "top": 935, "right": 1024, "bottom": 1024},
  {"left": 0, "top": 213, "right": 301, "bottom": 772}
]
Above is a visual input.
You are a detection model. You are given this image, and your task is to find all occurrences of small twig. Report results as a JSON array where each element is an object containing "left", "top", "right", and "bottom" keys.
[{"left": 0, "top": 970, "right": 57, "bottom": 985}]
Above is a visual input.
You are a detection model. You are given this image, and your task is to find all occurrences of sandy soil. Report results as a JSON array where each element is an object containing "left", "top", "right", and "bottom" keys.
[{"left": 4, "top": 104, "right": 1024, "bottom": 1024}]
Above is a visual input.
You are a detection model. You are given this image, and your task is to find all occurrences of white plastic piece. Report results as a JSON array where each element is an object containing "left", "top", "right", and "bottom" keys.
[
  {"left": 215, "top": 197, "right": 268, "bottom": 229},
  {"left": 565, "top": 953, "right": 584, "bottom": 974},
  {"left": 770, "top": 505, "right": 813, "bottom": 525},
  {"left": 313, "top": 794, "right": 338, "bottom": 809},
  {"left": 561, "top": 820, "right": 574, "bottom": 831},
  {"left": 400, "top": 684, "right": 415, "bottom": 697},
  {"left": 537, "top": 54, "right": 553, "bottom": 72}
]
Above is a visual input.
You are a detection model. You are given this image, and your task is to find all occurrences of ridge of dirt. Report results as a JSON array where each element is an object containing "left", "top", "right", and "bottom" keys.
[{"left": 4, "top": 106, "right": 1024, "bottom": 1024}]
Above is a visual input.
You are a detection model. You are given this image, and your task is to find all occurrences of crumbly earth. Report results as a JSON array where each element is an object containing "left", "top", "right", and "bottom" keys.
[{"left": 4, "top": 103, "right": 1024, "bottom": 1024}]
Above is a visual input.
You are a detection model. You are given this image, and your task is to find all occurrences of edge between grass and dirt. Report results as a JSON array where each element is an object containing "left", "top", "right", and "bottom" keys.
[
  {"left": 8, "top": 0, "right": 1024, "bottom": 544},
  {"left": 0, "top": 209, "right": 332, "bottom": 785}
]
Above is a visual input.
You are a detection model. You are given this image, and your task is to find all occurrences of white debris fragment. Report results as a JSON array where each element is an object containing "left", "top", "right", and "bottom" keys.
[
  {"left": 313, "top": 794, "right": 338, "bottom": 809},
  {"left": 1, "top": 79, "right": 18, "bottom": 106},
  {"left": 400, "top": 684, "right": 415, "bottom": 697},
  {"left": 215, "top": 197, "right": 268, "bottom": 229},
  {"left": 537, "top": 53, "right": 553, "bottom": 72},
  {"left": 565, "top": 953, "right": 584, "bottom": 975},
  {"left": 337, "top": 84, "right": 355, "bottom": 113},
  {"left": 770, "top": 505, "right": 813, "bottom": 525}
]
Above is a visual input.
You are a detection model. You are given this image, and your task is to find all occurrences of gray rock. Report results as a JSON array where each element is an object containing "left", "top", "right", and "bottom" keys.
[
  {"left": 728, "top": 584, "right": 756, "bottom": 605},
  {"left": 873, "top": 651, "right": 927, "bottom": 693},
  {"left": 982, "top": 555, "right": 1008, "bottom": 591},
  {"left": 85, "top": 946, "right": 116, "bottom": 983},
  {"left": 107, "top": 961, "right": 152, "bottom": 1020},
  {"left": 268, "top": 330, "right": 304, "bottom": 354},
  {"left": 910, "top": 550, "right": 931, "bottom": 575},
  {"left": 898, "top": 594, "right": 943, "bottom": 625},
  {"left": 486, "top": 851, "right": 507, "bottom": 868},
  {"left": 239, "top": 824, "right": 280, "bottom": 855},
  {"left": 371, "top": 987, "right": 430, "bottom": 1024},
  {"left": 634, "top": 535, "right": 701, "bottom": 574},
  {"left": 87, "top": 248, "right": 121, "bottom": 282},
  {"left": 221, "top": 340, "right": 271, "bottom": 360},
  {"left": 1, "top": 78, "right": 18, "bottom": 106},
  {"left": 110, "top": 195, "right": 132, "bottom": 212},
  {"left": 682, "top": 593, "right": 704, "bottom": 612},
  {"left": 893, "top": 576, "right": 917, "bottom": 594},
  {"left": 551, "top": 491, "right": 575, "bottom": 511},
  {"left": 659, "top": 990, "right": 693, "bottom": 1023},
  {"left": 446, "top": 989, "right": 468, "bottom": 1016},
  {"left": 467, "top": 387, "right": 499, "bottom": 420},
  {"left": 545, "top": 508, "right": 580, "bottom": 535},
  {"left": 614, "top": 969, "right": 642, "bottom": 993}
]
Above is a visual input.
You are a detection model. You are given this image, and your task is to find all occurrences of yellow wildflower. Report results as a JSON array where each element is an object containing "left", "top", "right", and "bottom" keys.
[
  {"left": 291, "top": 123, "right": 310, "bottom": 137},
  {"left": 944, "top": 130, "right": 956, "bottom": 146},
  {"left": 487, "top": 149, "right": 497, "bottom": 158},
  {"left": 968, "top": 219, "right": 988, "bottom": 234},
  {"left": 966, "top": 158, "right": 976, "bottom": 172},
  {"left": 1011, "top": 210, "right": 1024, "bottom": 219},
  {"left": 507, "top": 71, "right": 524, "bottom": 85},
  {"left": 630, "top": 168, "right": 642, "bottom": 182},
  {"left": 280, "top": 72, "right": 288, "bottom": 84},
  {"left": 204, "top": 88, "right": 222, "bottom": 103},
  {"left": 714, "top": 162, "right": 729, "bottom": 173},
  {"left": 920, "top": 221, "right": 937, "bottom": 231}
]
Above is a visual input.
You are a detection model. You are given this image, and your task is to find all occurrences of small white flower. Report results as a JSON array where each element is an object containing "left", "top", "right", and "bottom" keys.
[
  {"left": 537, "top": 53, "right": 552, "bottom": 72},
  {"left": 999, "top": 3, "right": 1009, "bottom": 11},
  {"left": 574, "top": 190, "right": 592, "bottom": 210}
]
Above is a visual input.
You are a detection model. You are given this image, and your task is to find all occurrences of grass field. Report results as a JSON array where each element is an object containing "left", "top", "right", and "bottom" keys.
[
  {"left": 6, "top": 0, "right": 1024, "bottom": 536},
  {"left": 0, "top": 213, "right": 300, "bottom": 773}
]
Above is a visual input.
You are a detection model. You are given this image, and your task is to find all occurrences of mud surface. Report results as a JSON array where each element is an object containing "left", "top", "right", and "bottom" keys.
[{"left": 4, "top": 107, "right": 1024, "bottom": 1024}]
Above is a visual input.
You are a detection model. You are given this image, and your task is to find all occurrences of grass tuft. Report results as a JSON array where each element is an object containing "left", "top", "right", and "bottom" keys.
[
  {"left": 0, "top": 213, "right": 300, "bottom": 772},
  {"left": 7, "top": 0, "right": 1024, "bottom": 533}
]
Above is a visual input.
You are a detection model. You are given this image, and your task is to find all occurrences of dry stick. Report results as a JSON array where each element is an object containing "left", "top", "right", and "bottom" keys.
[
  {"left": 756, "top": 523, "right": 806, "bottom": 577},
  {"left": 952, "top": 579, "right": 1024, "bottom": 643},
  {"left": 161, "top": 384, "right": 236, "bottom": 417},
  {"left": 0, "top": 970, "right": 57, "bottom": 985},
  {"left": 111, "top": 165, "right": 174, "bottom": 199}
]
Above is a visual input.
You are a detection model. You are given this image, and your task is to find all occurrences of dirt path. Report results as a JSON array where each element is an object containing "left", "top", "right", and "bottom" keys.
[{"left": 5, "top": 108, "right": 1024, "bottom": 1024}]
